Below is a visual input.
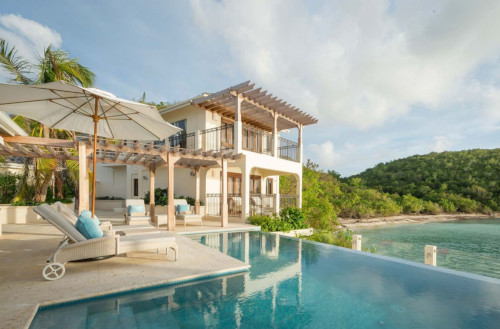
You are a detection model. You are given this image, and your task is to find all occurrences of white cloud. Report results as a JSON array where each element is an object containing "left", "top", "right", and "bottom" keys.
[
  {"left": 306, "top": 140, "right": 341, "bottom": 168},
  {"left": 0, "top": 14, "right": 62, "bottom": 81},
  {"left": 431, "top": 136, "right": 451, "bottom": 152},
  {"left": 190, "top": 0, "right": 500, "bottom": 129}
]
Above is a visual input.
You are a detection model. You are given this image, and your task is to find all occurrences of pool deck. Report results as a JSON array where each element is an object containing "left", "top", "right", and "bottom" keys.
[{"left": 0, "top": 223, "right": 254, "bottom": 329}]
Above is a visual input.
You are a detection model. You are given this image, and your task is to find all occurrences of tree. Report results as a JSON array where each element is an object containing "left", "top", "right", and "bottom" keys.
[{"left": 1, "top": 39, "right": 95, "bottom": 203}]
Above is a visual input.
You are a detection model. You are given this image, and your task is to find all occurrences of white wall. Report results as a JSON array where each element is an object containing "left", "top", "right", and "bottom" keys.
[
  {"left": 95, "top": 164, "right": 127, "bottom": 199},
  {"left": 161, "top": 105, "right": 220, "bottom": 133}
]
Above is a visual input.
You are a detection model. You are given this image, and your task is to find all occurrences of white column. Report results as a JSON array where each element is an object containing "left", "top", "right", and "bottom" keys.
[
  {"left": 167, "top": 154, "right": 175, "bottom": 231},
  {"left": 296, "top": 173, "right": 302, "bottom": 209},
  {"left": 221, "top": 159, "right": 228, "bottom": 227},
  {"left": 195, "top": 168, "right": 201, "bottom": 215},
  {"left": 274, "top": 176, "right": 280, "bottom": 213},
  {"left": 241, "top": 163, "right": 250, "bottom": 219},
  {"left": 425, "top": 245, "right": 437, "bottom": 266},
  {"left": 273, "top": 112, "right": 278, "bottom": 157},
  {"left": 195, "top": 130, "right": 201, "bottom": 150},
  {"left": 149, "top": 165, "right": 156, "bottom": 226},
  {"left": 352, "top": 234, "right": 362, "bottom": 251},
  {"left": 234, "top": 94, "right": 243, "bottom": 153}
]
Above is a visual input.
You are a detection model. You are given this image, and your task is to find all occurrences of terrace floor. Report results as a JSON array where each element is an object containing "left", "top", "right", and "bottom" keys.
[{"left": 0, "top": 221, "right": 255, "bottom": 328}]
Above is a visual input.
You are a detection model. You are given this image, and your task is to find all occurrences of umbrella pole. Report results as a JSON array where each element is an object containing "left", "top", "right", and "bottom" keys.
[{"left": 91, "top": 97, "right": 99, "bottom": 219}]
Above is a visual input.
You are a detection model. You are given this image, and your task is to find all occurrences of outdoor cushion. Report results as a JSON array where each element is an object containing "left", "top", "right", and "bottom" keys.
[
  {"left": 176, "top": 204, "right": 190, "bottom": 213},
  {"left": 76, "top": 213, "right": 103, "bottom": 239},
  {"left": 128, "top": 205, "right": 145, "bottom": 216},
  {"left": 79, "top": 209, "right": 101, "bottom": 225}
]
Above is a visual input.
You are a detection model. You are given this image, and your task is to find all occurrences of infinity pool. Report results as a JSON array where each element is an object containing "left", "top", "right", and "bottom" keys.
[{"left": 30, "top": 232, "right": 500, "bottom": 328}]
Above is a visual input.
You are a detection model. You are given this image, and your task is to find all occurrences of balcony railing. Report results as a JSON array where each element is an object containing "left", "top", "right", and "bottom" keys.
[
  {"left": 199, "top": 124, "right": 234, "bottom": 152},
  {"left": 242, "top": 125, "right": 274, "bottom": 156},
  {"left": 250, "top": 194, "right": 276, "bottom": 216},
  {"left": 206, "top": 193, "right": 222, "bottom": 216},
  {"left": 228, "top": 193, "right": 242, "bottom": 216},
  {"left": 280, "top": 194, "right": 298, "bottom": 209},
  {"left": 278, "top": 137, "right": 299, "bottom": 162},
  {"left": 168, "top": 132, "right": 195, "bottom": 149}
]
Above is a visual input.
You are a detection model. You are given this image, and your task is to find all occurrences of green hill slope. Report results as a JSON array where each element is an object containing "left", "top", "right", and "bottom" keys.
[{"left": 354, "top": 149, "right": 500, "bottom": 212}]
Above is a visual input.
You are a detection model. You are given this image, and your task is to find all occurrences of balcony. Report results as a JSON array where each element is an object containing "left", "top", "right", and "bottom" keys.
[
  {"left": 174, "top": 124, "right": 300, "bottom": 163},
  {"left": 205, "top": 193, "right": 298, "bottom": 217}
]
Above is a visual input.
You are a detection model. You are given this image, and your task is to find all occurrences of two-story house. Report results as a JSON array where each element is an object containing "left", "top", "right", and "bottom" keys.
[{"left": 95, "top": 81, "right": 317, "bottom": 224}]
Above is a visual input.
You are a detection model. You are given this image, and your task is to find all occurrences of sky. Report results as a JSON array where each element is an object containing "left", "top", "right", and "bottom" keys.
[{"left": 2, "top": 0, "right": 500, "bottom": 176}]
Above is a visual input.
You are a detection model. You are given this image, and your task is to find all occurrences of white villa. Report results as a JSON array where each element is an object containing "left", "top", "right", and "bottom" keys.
[{"left": 95, "top": 81, "right": 317, "bottom": 226}]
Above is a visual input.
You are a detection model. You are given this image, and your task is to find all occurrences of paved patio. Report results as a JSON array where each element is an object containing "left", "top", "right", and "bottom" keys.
[{"left": 0, "top": 225, "right": 252, "bottom": 329}]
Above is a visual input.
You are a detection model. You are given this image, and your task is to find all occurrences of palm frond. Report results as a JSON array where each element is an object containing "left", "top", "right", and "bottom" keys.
[{"left": 0, "top": 39, "right": 32, "bottom": 84}]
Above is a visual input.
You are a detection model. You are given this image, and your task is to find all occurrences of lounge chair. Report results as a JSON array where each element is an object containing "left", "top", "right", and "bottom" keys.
[
  {"left": 34, "top": 204, "right": 178, "bottom": 280},
  {"left": 53, "top": 202, "right": 156, "bottom": 235},
  {"left": 125, "top": 199, "right": 151, "bottom": 225},
  {"left": 174, "top": 199, "right": 202, "bottom": 228}
]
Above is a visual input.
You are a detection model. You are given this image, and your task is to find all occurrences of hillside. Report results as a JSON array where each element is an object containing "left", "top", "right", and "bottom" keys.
[{"left": 354, "top": 148, "right": 500, "bottom": 212}]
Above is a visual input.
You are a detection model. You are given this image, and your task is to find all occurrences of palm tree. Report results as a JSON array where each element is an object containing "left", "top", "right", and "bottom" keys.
[{"left": 1, "top": 39, "right": 95, "bottom": 203}]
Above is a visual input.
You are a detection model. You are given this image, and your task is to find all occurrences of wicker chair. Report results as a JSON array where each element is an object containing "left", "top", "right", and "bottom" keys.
[{"left": 34, "top": 204, "right": 178, "bottom": 281}]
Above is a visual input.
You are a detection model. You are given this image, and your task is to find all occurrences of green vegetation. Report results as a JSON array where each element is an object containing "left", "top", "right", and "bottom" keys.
[
  {"left": 0, "top": 172, "right": 19, "bottom": 204},
  {"left": 144, "top": 188, "right": 204, "bottom": 206},
  {"left": 248, "top": 207, "right": 308, "bottom": 232},
  {"left": 354, "top": 149, "right": 500, "bottom": 214}
]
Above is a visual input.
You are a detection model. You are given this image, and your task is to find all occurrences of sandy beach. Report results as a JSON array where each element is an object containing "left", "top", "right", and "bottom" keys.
[{"left": 339, "top": 213, "right": 498, "bottom": 229}]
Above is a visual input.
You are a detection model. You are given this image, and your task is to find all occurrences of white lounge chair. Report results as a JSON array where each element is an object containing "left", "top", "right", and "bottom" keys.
[
  {"left": 53, "top": 202, "right": 156, "bottom": 235},
  {"left": 34, "top": 204, "right": 178, "bottom": 281},
  {"left": 174, "top": 199, "right": 202, "bottom": 228},
  {"left": 125, "top": 199, "right": 152, "bottom": 225}
]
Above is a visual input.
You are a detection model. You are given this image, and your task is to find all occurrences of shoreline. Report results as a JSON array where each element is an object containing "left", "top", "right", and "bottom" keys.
[{"left": 339, "top": 213, "right": 497, "bottom": 229}]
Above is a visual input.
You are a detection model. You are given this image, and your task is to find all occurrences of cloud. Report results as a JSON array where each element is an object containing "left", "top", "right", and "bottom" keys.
[
  {"left": 190, "top": 0, "right": 500, "bottom": 129},
  {"left": 431, "top": 136, "right": 451, "bottom": 152},
  {"left": 306, "top": 140, "right": 341, "bottom": 168},
  {"left": 0, "top": 14, "right": 62, "bottom": 81}
]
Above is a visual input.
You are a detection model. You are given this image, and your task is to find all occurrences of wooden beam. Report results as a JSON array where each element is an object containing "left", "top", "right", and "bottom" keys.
[
  {"left": 167, "top": 153, "right": 175, "bottom": 231},
  {"left": 10, "top": 143, "right": 30, "bottom": 154},
  {"left": 122, "top": 152, "right": 133, "bottom": 163},
  {"left": 150, "top": 165, "right": 156, "bottom": 227},
  {"left": 1, "top": 135, "right": 75, "bottom": 148},
  {"left": 78, "top": 142, "right": 89, "bottom": 213}
]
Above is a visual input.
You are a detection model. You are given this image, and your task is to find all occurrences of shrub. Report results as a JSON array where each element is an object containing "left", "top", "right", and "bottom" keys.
[
  {"left": 0, "top": 172, "right": 19, "bottom": 204},
  {"left": 249, "top": 215, "right": 293, "bottom": 232},
  {"left": 279, "top": 207, "right": 307, "bottom": 229},
  {"left": 302, "top": 229, "right": 353, "bottom": 248},
  {"left": 144, "top": 188, "right": 168, "bottom": 206}
]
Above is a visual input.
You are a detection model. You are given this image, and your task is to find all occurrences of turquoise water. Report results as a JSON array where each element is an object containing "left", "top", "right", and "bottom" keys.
[
  {"left": 30, "top": 232, "right": 500, "bottom": 328},
  {"left": 355, "top": 218, "right": 500, "bottom": 279}
]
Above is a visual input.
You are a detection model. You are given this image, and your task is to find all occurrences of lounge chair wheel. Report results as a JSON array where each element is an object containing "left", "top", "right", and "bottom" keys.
[{"left": 42, "top": 263, "right": 65, "bottom": 281}]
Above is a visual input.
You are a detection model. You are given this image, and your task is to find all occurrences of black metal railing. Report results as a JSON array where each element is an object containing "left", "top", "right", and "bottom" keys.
[
  {"left": 228, "top": 193, "right": 242, "bottom": 216},
  {"left": 199, "top": 124, "right": 234, "bottom": 151},
  {"left": 242, "top": 125, "right": 274, "bottom": 155},
  {"left": 250, "top": 194, "right": 276, "bottom": 216},
  {"left": 206, "top": 193, "right": 222, "bottom": 216},
  {"left": 280, "top": 194, "right": 298, "bottom": 209},
  {"left": 169, "top": 132, "right": 195, "bottom": 149},
  {"left": 278, "top": 137, "right": 299, "bottom": 162}
]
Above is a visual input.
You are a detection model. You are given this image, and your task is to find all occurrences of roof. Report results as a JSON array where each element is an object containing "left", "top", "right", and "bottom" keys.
[
  {"left": 0, "top": 111, "right": 28, "bottom": 136},
  {"left": 161, "top": 81, "right": 318, "bottom": 131}
]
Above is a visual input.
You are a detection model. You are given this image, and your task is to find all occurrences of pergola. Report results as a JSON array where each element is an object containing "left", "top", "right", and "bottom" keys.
[
  {"left": 191, "top": 81, "right": 318, "bottom": 131},
  {"left": 0, "top": 134, "right": 241, "bottom": 230}
]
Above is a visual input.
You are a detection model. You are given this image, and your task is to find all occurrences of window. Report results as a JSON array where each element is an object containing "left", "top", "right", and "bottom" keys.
[
  {"left": 169, "top": 119, "right": 187, "bottom": 147},
  {"left": 250, "top": 175, "right": 261, "bottom": 194},
  {"left": 133, "top": 178, "right": 139, "bottom": 197},
  {"left": 266, "top": 178, "right": 273, "bottom": 194}
]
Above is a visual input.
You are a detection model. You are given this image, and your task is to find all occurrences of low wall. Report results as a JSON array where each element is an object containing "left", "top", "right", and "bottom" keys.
[
  {"left": 0, "top": 203, "right": 75, "bottom": 224},
  {"left": 94, "top": 200, "right": 125, "bottom": 210}
]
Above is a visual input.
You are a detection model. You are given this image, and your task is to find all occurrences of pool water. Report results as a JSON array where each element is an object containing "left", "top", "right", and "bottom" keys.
[
  {"left": 355, "top": 218, "right": 500, "bottom": 279},
  {"left": 30, "top": 232, "right": 500, "bottom": 328}
]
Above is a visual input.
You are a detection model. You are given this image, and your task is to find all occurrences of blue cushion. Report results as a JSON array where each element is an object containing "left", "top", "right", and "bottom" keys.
[
  {"left": 80, "top": 210, "right": 100, "bottom": 225},
  {"left": 128, "top": 205, "right": 145, "bottom": 216},
  {"left": 75, "top": 212, "right": 103, "bottom": 239},
  {"left": 176, "top": 204, "right": 190, "bottom": 213}
]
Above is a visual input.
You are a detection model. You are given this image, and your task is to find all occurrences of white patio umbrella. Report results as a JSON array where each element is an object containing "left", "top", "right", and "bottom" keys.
[{"left": 0, "top": 81, "right": 181, "bottom": 217}]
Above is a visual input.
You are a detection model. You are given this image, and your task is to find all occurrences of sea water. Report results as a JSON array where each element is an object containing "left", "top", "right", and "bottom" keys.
[{"left": 355, "top": 218, "right": 500, "bottom": 279}]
